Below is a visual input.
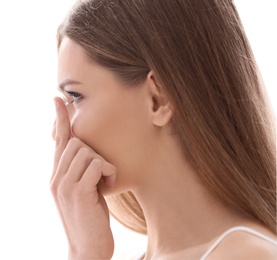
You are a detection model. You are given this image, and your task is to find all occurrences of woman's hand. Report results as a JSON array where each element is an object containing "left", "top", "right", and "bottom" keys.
[{"left": 50, "top": 97, "right": 117, "bottom": 260}]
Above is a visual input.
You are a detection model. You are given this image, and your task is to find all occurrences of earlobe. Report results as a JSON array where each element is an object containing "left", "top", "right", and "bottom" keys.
[{"left": 147, "top": 71, "right": 173, "bottom": 127}]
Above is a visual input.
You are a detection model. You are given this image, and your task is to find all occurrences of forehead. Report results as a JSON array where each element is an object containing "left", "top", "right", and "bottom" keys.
[
  {"left": 57, "top": 37, "right": 123, "bottom": 89},
  {"left": 58, "top": 37, "right": 88, "bottom": 63},
  {"left": 58, "top": 38, "right": 91, "bottom": 81}
]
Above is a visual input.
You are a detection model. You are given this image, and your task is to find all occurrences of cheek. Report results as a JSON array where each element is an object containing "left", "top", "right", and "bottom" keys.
[
  {"left": 70, "top": 100, "right": 154, "bottom": 192},
  {"left": 70, "top": 100, "right": 151, "bottom": 182},
  {"left": 72, "top": 104, "right": 145, "bottom": 146}
]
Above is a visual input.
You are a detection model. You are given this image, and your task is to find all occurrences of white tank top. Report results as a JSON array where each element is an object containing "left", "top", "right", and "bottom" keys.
[
  {"left": 137, "top": 226, "right": 276, "bottom": 260},
  {"left": 200, "top": 226, "right": 277, "bottom": 260}
]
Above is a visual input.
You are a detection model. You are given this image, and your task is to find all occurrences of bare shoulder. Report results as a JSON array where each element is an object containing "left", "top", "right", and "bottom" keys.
[
  {"left": 159, "top": 226, "right": 276, "bottom": 260},
  {"left": 207, "top": 229, "right": 277, "bottom": 260}
]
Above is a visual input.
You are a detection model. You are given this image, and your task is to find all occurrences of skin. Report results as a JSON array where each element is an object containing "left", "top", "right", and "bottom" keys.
[{"left": 51, "top": 38, "right": 277, "bottom": 260}]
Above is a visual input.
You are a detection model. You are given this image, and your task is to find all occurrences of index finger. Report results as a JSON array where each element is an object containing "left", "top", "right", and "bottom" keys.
[{"left": 51, "top": 97, "right": 71, "bottom": 181}]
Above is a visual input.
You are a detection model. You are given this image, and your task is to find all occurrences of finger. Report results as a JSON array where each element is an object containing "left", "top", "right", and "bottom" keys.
[
  {"left": 101, "top": 162, "right": 117, "bottom": 188},
  {"left": 63, "top": 147, "right": 93, "bottom": 183},
  {"left": 64, "top": 147, "right": 117, "bottom": 184},
  {"left": 54, "top": 97, "right": 71, "bottom": 148},
  {"left": 52, "top": 118, "right": 57, "bottom": 141},
  {"left": 51, "top": 97, "right": 71, "bottom": 181},
  {"left": 52, "top": 138, "right": 104, "bottom": 185},
  {"left": 80, "top": 159, "right": 117, "bottom": 189},
  {"left": 52, "top": 137, "right": 96, "bottom": 182}
]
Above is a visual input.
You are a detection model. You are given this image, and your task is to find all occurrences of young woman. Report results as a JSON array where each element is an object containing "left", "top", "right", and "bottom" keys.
[{"left": 50, "top": 0, "right": 276, "bottom": 259}]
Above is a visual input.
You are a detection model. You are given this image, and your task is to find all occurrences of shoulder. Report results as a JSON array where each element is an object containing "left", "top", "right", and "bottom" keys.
[{"left": 207, "top": 229, "right": 277, "bottom": 260}]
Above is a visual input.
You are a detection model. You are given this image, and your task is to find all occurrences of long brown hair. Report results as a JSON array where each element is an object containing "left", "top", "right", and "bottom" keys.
[{"left": 57, "top": 0, "right": 276, "bottom": 234}]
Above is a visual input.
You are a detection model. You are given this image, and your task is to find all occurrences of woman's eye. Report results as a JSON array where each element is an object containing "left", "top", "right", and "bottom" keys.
[
  {"left": 65, "top": 90, "right": 82, "bottom": 104},
  {"left": 66, "top": 90, "right": 81, "bottom": 98}
]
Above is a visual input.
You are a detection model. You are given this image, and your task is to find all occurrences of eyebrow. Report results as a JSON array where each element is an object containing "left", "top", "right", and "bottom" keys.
[{"left": 58, "top": 79, "right": 82, "bottom": 91}]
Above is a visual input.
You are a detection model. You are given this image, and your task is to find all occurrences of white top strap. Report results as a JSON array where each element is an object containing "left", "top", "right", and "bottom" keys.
[{"left": 200, "top": 226, "right": 277, "bottom": 260}]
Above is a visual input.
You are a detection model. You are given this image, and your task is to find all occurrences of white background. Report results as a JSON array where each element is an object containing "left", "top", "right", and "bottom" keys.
[{"left": 0, "top": 1, "right": 275, "bottom": 259}]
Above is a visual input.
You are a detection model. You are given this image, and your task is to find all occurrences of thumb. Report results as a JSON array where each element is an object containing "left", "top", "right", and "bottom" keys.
[{"left": 51, "top": 97, "right": 71, "bottom": 181}]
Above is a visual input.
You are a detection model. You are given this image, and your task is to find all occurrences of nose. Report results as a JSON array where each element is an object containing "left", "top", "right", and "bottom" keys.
[
  {"left": 65, "top": 105, "right": 76, "bottom": 138},
  {"left": 66, "top": 104, "right": 75, "bottom": 121}
]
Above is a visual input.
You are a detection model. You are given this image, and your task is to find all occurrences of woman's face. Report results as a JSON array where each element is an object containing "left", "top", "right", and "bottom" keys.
[{"left": 58, "top": 38, "right": 155, "bottom": 193}]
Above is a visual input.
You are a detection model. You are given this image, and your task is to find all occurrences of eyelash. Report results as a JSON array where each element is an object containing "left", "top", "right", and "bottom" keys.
[
  {"left": 65, "top": 90, "right": 82, "bottom": 104},
  {"left": 66, "top": 90, "right": 81, "bottom": 98}
]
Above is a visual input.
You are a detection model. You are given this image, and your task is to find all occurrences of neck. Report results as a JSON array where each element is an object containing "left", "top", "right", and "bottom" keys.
[{"left": 131, "top": 136, "right": 246, "bottom": 259}]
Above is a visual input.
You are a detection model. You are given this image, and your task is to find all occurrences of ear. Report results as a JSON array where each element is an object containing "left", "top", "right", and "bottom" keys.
[{"left": 146, "top": 71, "right": 173, "bottom": 127}]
